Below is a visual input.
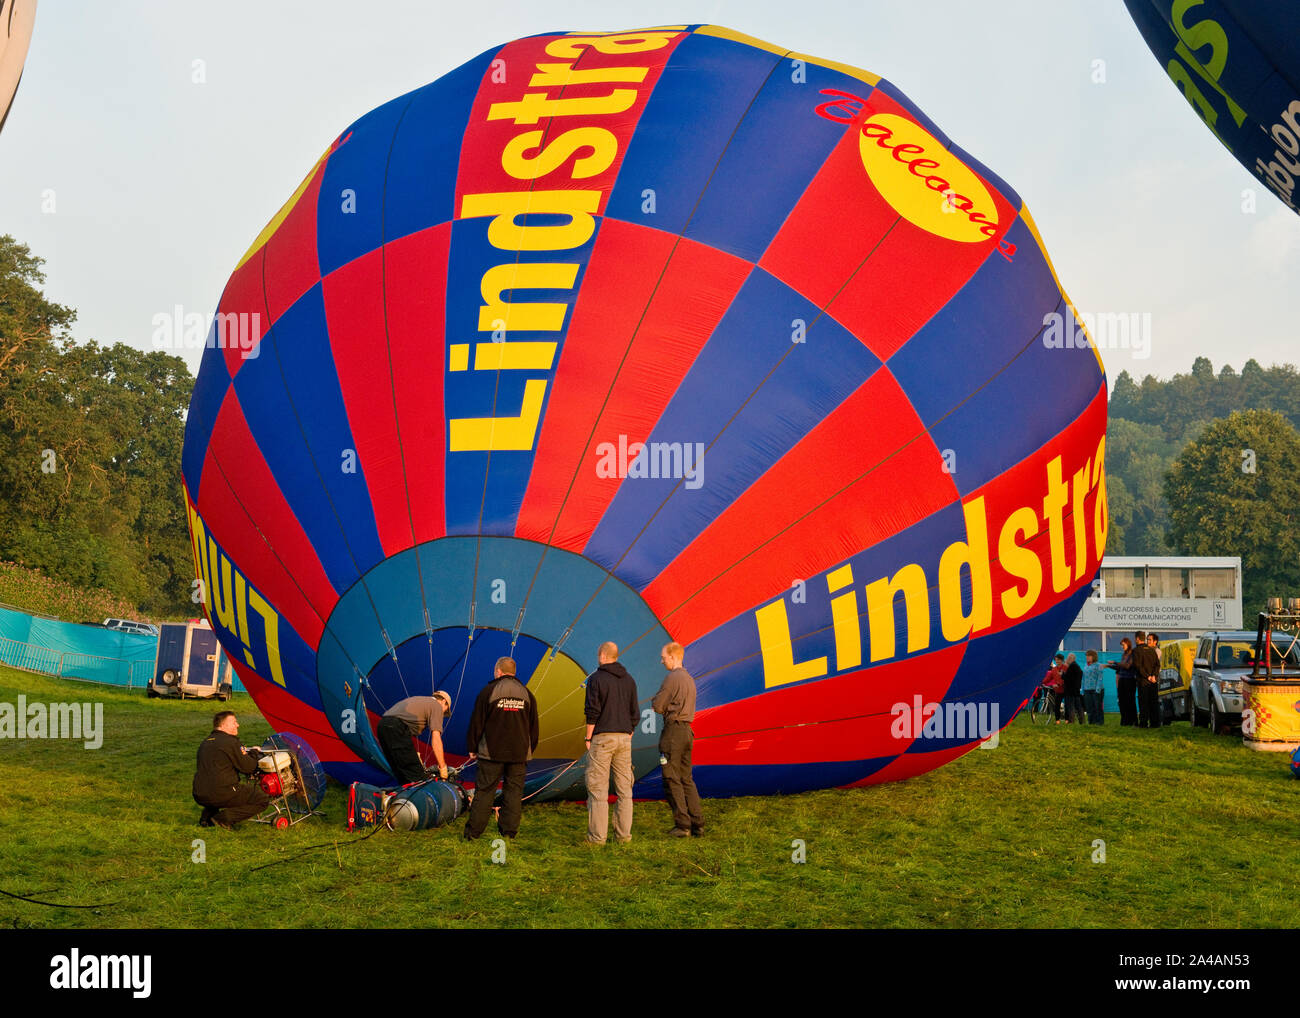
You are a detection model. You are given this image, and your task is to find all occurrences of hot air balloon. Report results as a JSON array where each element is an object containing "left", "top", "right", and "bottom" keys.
[
  {"left": 0, "top": 0, "right": 36, "bottom": 134},
  {"left": 1124, "top": 0, "right": 1300, "bottom": 216},
  {"left": 181, "top": 25, "right": 1108, "bottom": 801}
]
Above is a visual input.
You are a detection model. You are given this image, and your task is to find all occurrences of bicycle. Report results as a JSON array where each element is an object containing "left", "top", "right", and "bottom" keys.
[{"left": 1029, "top": 685, "right": 1059, "bottom": 724}]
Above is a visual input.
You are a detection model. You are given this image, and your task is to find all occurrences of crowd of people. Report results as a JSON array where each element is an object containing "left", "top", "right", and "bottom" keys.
[
  {"left": 1037, "top": 630, "right": 1166, "bottom": 728},
  {"left": 192, "top": 641, "right": 704, "bottom": 843}
]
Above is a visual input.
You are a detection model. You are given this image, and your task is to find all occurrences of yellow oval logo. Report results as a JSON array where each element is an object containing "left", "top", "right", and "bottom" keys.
[{"left": 858, "top": 113, "right": 998, "bottom": 244}]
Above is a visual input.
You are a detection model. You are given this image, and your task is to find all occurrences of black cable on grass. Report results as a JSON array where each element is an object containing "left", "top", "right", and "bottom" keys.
[
  {"left": 246, "top": 821, "right": 387, "bottom": 875},
  {"left": 0, "top": 886, "right": 117, "bottom": 909}
]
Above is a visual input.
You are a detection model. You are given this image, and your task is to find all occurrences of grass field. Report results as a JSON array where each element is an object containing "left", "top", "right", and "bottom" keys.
[{"left": 0, "top": 665, "right": 1295, "bottom": 929}]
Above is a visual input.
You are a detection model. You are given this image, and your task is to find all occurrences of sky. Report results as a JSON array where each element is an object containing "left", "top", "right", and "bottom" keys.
[{"left": 1, "top": 0, "right": 1297, "bottom": 385}]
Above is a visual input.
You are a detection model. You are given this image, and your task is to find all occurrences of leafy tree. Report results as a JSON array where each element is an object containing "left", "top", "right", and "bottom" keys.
[
  {"left": 1109, "top": 370, "right": 1140, "bottom": 418},
  {"left": 0, "top": 235, "right": 75, "bottom": 378},
  {"left": 0, "top": 236, "right": 195, "bottom": 617},
  {"left": 1101, "top": 472, "right": 1133, "bottom": 554},
  {"left": 1164, "top": 409, "right": 1300, "bottom": 614},
  {"left": 1102, "top": 418, "right": 1178, "bottom": 555}
]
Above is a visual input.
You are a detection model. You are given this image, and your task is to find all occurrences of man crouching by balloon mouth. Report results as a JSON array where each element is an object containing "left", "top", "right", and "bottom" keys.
[{"left": 193, "top": 711, "right": 268, "bottom": 830}]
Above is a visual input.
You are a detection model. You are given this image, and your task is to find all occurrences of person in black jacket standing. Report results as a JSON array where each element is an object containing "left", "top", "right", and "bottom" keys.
[
  {"left": 1132, "top": 631, "right": 1163, "bottom": 729},
  {"left": 193, "top": 711, "right": 268, "bottom": 829},
  {"left": 1062, "top": 653, "right": 1086, "bottom": 724},
  {"left": 583, "top": 641, "right": 639, "bottom": 845},
  {"left": 463, "top": 657, "right": 539, "bottom": 841}
]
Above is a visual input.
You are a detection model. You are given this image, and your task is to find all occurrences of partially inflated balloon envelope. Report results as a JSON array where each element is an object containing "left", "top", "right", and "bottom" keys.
[
  {"left": 1124, "top": 0, "right": 1300, "bottom": 216},
  {"left": 0, "top": 0, "right": 37, "bottom": 134},
  {"left": 182, "top": 26, "right": 1109, "bottom": 799}
]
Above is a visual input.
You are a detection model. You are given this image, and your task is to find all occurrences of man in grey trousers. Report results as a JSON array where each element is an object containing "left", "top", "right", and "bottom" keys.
[
  {"left": 652, "top": 641, "right": 703, "bottom": 837},
  {"left": 583, "top": 641, "right": 639, "bottom": 844}
]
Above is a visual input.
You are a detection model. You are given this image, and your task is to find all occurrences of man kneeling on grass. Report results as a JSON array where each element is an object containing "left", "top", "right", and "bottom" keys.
[{"left": 193, "top": 711, "right": 268, "bottom": 829}]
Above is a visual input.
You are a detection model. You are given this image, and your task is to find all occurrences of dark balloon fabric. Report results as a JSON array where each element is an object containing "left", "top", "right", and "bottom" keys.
[
  {"left": 181, "top": 26, "right": 1109, "bottom": 799},
  {"left": 1124, "top": 0, "right": 1300, "bottom": 215}
]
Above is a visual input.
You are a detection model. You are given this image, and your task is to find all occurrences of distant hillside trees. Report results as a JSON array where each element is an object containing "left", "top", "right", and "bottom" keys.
[
  {"left": 1110, "top": 356, "right": 1300, "bottom": 445},
  {"left": 1106, "top": 358, "right": 1300, "bottom": 556}
]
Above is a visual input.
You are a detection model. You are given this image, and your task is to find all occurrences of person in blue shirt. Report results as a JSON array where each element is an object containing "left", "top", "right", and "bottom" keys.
[{"left": 1081, "top": 650, "right": 1105, "bottom": 725}]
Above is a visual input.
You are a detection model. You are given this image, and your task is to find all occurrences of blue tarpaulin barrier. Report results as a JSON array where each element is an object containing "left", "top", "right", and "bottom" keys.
[{"left": 0, "top": 605, "right": 245, "bottom": 691}]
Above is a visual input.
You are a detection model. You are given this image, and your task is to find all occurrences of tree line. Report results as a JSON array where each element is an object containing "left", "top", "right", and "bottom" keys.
[
  {"left": 0, "top": 235, "right": 194, "bottom": 618},
  {"left": 1108, "top": 361, "right": 1300, "bottom": 613}
]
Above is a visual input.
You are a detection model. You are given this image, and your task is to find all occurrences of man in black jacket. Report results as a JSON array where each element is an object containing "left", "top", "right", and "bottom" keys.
[
  {"left": 463, "top": 657, "right": 539, "bottom": 840},
  {"left": 583, "top": 641, "right": 639, "bottom": 845},
  {"left": 193, "top": 711, "right": 268, "bottom": 829},
  {"left": 1062, "top": 653, "right": 1086, "bottom": 724},
  {"left": 1135, "top": 632, "right": 1163, "bottom": 728}
]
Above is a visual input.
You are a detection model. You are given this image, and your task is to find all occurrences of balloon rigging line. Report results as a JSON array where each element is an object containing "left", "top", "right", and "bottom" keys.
[
  {"left": 449, "top": 627, "right": 483, "bottom": 718},
  {"left": 534, "top": 681, "right": 585, "bottom": 721},
  {"left": 520, "top": 755, "right": 585, "bottom": 802}
]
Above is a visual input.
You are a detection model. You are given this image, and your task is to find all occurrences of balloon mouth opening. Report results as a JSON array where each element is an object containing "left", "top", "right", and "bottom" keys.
[
  {"left": 311, "top": 537, "right": 670, "bottom": 788},
  {"left": 354, "top": 626, "right": 590, "bottom": 765}
]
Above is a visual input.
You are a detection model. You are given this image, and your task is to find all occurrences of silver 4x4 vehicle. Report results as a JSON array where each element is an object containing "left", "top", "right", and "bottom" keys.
[
  {"left": 102, "top": 617, "right": 159, "bottom": 637},
  {"left": 1189, "top": 631, "right": 1255, "bottom": 734}
]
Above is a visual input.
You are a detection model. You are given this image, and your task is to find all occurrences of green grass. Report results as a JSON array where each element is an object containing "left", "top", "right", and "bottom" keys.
[{"left": 0, "top": 665, "right": 1295, "bottom": 928}]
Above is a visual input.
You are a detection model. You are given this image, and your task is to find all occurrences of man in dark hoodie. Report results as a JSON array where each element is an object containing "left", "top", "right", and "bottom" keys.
[{"left": 583, "top": 641, "right": 639, "bottom": 845}]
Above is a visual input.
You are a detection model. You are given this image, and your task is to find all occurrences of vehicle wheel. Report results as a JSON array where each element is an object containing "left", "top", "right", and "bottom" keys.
[
  {"left": 274, "top": 816, "right": 290, "bottom": 830},
  {"left": 1190, "top": 696, "right": 1206, "bottom": 727},
  {"left": 146, "top": 687, "right": 158, "bottom": 699},
  {"left": 1209, "top": 700, "right": 1220, "bottom": 735}
]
